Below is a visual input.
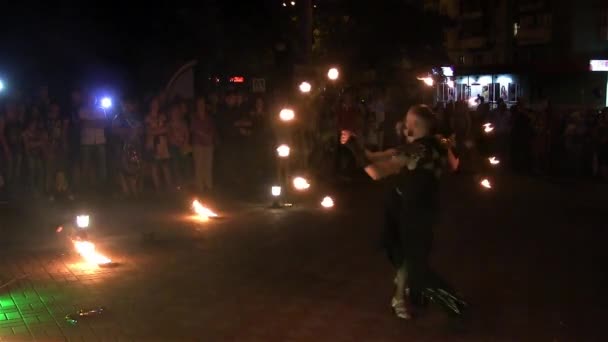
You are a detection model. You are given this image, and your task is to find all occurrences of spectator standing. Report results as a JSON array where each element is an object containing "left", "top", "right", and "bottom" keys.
[
  {"left": 168, "top": 103, "right": 191, "bottom": 190},
  {"left": 335, "top": 93, "right": 363, "bottom": 179},
  {"left": 145, "top": 98, "right": 172, "bottom": 192},
  {"left": 22, "top": 119, "right": 45, "bottom": 195},
  {"left": 79, "top": 94, "right": 108, "bottom": 190},
  {"left": 112, "top": 99, "right": 143, "bottom": 198},
  {"left": 68, "top": 89, "right": 82, "bottom": 190},
  {"left": 190, "top": 96, "right": 216, "bottom": 193},
  {"left": 3, "top": 103, "right": 23, "bottom": 186},
  {"left": 44, "top": 103, "right": 70, "bottom": 200}
]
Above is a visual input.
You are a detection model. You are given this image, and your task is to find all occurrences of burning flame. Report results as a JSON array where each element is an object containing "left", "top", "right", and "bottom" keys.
[
  {"left": 483, "top": 123, "right": 494, "bottom": 133},
  {"left": 321, "top": 196, "right": 334, "bottom": 208},
  {"left": 488, "top": 156, "right": 500, "bottom": 165},
  {"left": 299, "top": 82, "right": 311, "bottom": 93},
  {"left": 480, "top": 178, "right": 492, "bottom": 189},
  {"left": 417, "top": 76, "right": 434, "bottom": 86},
  {"left": 192, "top": 200, "right": 219, "bottom": 220},
  {"left": 279, "top": 108, "right": 295, "bottom": 121},
  {"left": 327, "top": 68, "right": 339, "bottom": 80},
  {"left": 276, "top": 144, "right": 290, "bottom": 157},
  {"left": 73, "top": 240, "right": 111, "bottom": 265},
  {"left": 292, "top": 177, "right": 310, "bottom": 191}
]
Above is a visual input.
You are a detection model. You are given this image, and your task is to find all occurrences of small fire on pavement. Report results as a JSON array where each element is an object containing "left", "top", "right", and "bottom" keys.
[
  {"left": 73, "top": 240, "right": 112, "bottom": 266},
  {"left": 192, "top": 199, "right": 219, "bottom": 220}
]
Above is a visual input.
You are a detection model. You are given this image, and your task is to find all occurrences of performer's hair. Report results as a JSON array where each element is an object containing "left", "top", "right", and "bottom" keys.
[{"left": 408, "top": 104, "right": 437, "bottom": 133}]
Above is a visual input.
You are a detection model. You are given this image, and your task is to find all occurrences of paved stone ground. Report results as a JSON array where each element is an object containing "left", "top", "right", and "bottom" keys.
[{"left": 0, "top": 174, "right": 606, "bottom": 341}]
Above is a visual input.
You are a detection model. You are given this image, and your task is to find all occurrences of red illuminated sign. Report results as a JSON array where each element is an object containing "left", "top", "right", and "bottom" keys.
[{"left": 229, "top": 76, "right": 245, "bottom": 83}]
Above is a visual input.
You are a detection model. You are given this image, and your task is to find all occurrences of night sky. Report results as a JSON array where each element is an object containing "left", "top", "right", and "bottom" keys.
[{"left": 0, "top": 3, "right": 283, "bottom": 92}]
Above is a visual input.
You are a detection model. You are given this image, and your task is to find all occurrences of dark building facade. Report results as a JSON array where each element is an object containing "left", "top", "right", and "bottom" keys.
[{"left": 426, "top": 0, "right": 608, "bottom": 107}]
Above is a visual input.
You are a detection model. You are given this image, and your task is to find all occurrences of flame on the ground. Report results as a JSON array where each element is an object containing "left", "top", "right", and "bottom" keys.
[
  {"left": 488, "top": 156, "right": 500, "bottom": 165},
  {"left": 73, "top": 240, "right": 111, "bottom": 265},
  {"left": 321, "top": 196, "right": 334, "bottom": 208},
  {"left": 192, "top": 200, "right": 219, "bottom": 220},
  {"left": 480, "top": 178, "right": 492, "bottom": 189}
]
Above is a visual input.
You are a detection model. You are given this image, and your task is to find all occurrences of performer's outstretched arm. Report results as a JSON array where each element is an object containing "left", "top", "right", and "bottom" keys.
[{"left": 340, "top": 130, "right": 405, "bottom": 181}]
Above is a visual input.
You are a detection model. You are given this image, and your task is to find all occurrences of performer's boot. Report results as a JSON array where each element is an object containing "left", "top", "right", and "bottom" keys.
[
  {"left": 390, "top": 297, "right": 412, "bottom": 320},
  {"left": 421, "top": 287, "right": 468, "bottom": 317}
]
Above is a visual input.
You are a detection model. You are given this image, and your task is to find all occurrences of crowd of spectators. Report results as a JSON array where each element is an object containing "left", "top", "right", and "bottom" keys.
[{"left": 1, "top": 84, "right": 606, "bottom": 203}]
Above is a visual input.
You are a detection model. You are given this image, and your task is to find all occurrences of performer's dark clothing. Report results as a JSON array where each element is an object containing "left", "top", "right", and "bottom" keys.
[{"left": 382, "top": 136, "right": 466, "bottom": 315}]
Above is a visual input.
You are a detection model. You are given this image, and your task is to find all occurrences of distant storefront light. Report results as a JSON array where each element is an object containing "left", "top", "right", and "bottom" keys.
[
  {"left": 590, "top": 60, "right": 608, "bottom": 72},
  {"left": 230, "top": 76, "right": 245, "bottom": 83},
  {"left": 441, "top": 67, "right": 454, "bottom": 77}
]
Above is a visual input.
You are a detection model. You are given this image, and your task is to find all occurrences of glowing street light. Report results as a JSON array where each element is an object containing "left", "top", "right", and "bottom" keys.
[
  {"left": 417, "top": 76, "right": 434, "bottom": 87},
  {"left": 100, "top": 97, "right": 112, "bottom": 109},
  {"left": 321, "top": 196, "right": 334, "bottom": 208},
  {"left": 291, "top": 1, "right": 296, "bottom": 5},
  {"left": 488, "top": 156, "right": 500, "bottom": 165},
  {"left": 299, "top": 81, "right": 312, "bottom": 93},
  {"left": 277, "top": 144, "right": 290, "bottom": 157},
  {"left": 327, "top": 67, "right": 339, "bottom": 81},
  {"left": 76, "top": 215, "right": 90, "bottom": 229},
  {"left": 292, "top": 177, "right": 310, "bottom": 191},
  {"left": 0, "top": 80, "right": 4, "bottom": 92},
  {"left": 271, "top": 186, "right": 282, "bottom": 197},
  {"left": 279, "top": 108, "right": 295, "bottom": 122}
]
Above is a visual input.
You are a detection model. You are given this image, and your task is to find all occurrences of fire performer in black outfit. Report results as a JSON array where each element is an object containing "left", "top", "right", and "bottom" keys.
[{"left": 341, "top": 104, "right": 467, "bottom": 320}]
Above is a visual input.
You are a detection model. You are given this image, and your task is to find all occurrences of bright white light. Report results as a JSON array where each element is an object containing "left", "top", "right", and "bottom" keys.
[
  {"left": 483, "top": 123, "right": 494, "bottom": 133},
  {"left": 417, "top": 76, "right": 434, "bottom": 86},
  {"left": 327, "top": 68, "right": 339, "bottom": 80},
  {"left": 480, "top": 178, "right": 492, "bottom": 189},
  {"left": 279, "top": 108, "right": 295, "bottom": 121},
  {"left": 283, "top": 2, "right": 287, "bottom": 6},
  {"left": 291, "top": 1, "right": 296, "bottom": 6},
  {"left": 496, "top": 76, "right": 513, "bottom": 85},
  {"left": 477, "top": 76, "right": 492, "bottom": 85},
  {"left": 272, "top": 186, "right": 282, "bottom": 197},
  {"left": 447, "top": 79, "right": 455, "bottom": 88},
  {"left": 468, "top": 97, "right": 478, "bottom": 107},
  {"left": 321, "top": 196, "right": 334, "bottom": 208},
  {"left": 0, "top": 80, "right": 4, "bottom": 91},
  {"left": 292, "top": 177, "right": 310, "bottom": 191},
  {"left": 441, "top": 67, "right": 454, "bottom": 77},
  {"left": 277, "top": 144, "right": 290, "bottom": 157},
  {"left": 100, "top": 97, "right": 112, "bottom": 109},
  {"left": 299, "top": 81, "right": 312, "bottom": 93},
  {"left": 488, "top": 156, "right": 500, "bottom": 165},
  {"left": 76, "top": 215, "right": 90, "bottom": 228}
]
